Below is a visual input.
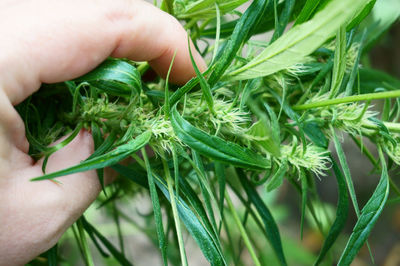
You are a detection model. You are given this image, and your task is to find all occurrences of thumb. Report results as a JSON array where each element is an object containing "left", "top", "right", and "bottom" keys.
[
  {"left": 39, "top": 129, "right": 101, "bottom": 219},
  {"left": 1, "top": 130, "right": 101, "bottom": 264}
]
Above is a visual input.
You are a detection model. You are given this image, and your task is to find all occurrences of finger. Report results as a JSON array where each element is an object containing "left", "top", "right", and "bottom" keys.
[
  {"left": 39, "top": 130, "right": 101, "bottom": 218},
  {"left": 1, "top": 130, "right": 99, "bottom": 264},
  {"left": 0, "top": 0, "right": 206, "bottom": 106}
]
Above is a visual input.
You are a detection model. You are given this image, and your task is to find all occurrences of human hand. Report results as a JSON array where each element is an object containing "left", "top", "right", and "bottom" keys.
[{"left": 0, "top": 0, "right": 205, "bottom": 264}]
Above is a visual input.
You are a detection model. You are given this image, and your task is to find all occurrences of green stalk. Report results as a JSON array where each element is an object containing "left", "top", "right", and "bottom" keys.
[
  {"left": 76, "top": 219, "right": 95, "bottom": 266},
  {"left": 164, "top": 50, "right": 177, "bottom": 119},
  {"left": 161, "top": 156, "right": 188, "bottom": 266},
  {"left": 293, "top": 90, "right": 400, "bottom": 110},
  {"left": 225, "top": 192, "right": 261, "bottom": 266},
  {"left": 363, "top": 121, "right": 400, "bottom": 133}
]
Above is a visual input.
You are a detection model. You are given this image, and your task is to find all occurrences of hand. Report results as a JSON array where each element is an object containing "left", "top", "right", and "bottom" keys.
[{"left": 0, "top": 0, "right": 205, "bottom": 264}]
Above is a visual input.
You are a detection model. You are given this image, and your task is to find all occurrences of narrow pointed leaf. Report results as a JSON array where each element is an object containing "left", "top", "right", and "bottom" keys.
[
  {"left": 270, "top": 0, "right": 296, "bottom": 42},
  {"left": 75, "top": 58, "right": 141, "bottom": 96},
  {"left": 188, "top": 40, "right": 214, "bottom": 112},
  {"left": 115, "top": 162, "right": 225, "bottom": 265},
  {"left": 170, "top": 107, "right": 270, "bottom": 170},
  {"left": 81, "top": 217, "right": 133, "bottom": 266},
  {"left": 314, "top": 158, "right": 349, "bottom": 265},
  {"left": 208, "top": 0, "right": 270, "bottom": 86},
  {"left": 338, "top": 153, "right": 389, "bottom": 265},
  {"left": 153, "top": 174, "right": 227, "bottom": 266},
  {"left": 142, "top": 149, "right": 168, "bottom": 266},
  {"left": 294, "top": 0, "right": 326, "bottom": 25},
  {"left": 266, "top": 159, "right": 288, "bottom": 192},
  {"left": 238, "top": 170, "right": 287, "bottom": 266},
  {"left": 31, "top": 131, "right": 151, "bottom": 181}
]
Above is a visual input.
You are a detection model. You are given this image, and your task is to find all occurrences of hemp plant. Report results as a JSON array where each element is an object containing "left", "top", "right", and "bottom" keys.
[{"left": 21, "top": 0, "right": 400, "bottom": 265}]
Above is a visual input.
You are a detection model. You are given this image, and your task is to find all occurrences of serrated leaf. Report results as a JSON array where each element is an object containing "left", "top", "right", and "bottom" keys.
[
  {"left": 31, "top": 131, "right": 151, "bottom": 181},
  {"left": 170, "top": 106, "right": 270, "bottom": 170},
  {"left": 208, "top": 0, "right": 270, "bottom": 86},
  {"left": 228, "top": 0, "right": 370, "bottom": 80},
  {"left": 338, "top": 152, "right": 389, "bottom": 265},
  {"left": 75, "top": 58, "right": 141, "bottom": 96}
]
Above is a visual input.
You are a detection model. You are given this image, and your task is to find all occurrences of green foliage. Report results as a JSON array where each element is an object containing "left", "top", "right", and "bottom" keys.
[{"left": 23, "top": 0, "right": 400, "bottom": 265}]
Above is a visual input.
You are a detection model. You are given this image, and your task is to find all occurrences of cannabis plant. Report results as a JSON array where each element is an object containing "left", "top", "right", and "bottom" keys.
[{"left": 23, "top": 0, "right": 400, "bottom": 265}]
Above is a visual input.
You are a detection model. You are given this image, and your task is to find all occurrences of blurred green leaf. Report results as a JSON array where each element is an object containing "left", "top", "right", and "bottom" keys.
[{"left": 238, "top": 169, "right": 287, "bottom": 266}]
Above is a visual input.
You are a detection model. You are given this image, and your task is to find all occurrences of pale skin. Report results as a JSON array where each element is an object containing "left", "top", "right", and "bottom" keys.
[{"left": 0, "top": 0, "right": 206, "bottom": 264}]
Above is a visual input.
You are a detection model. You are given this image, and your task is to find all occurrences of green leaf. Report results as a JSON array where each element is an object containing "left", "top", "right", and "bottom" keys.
[
  {"left": 76, "top": 218, "right": 95, "bottom": 266},
  {"left": 208, "top": 0, "right": 271, "bottom": 86},
  {"left": 359, "top": 68, "right": 400, "bottom": 94},
  {"left": 331, "top": 126, "right": 375, "bottom": 261},
  {"left": 162, "top": 156, "right": 188, "bottom": 266},
  {"left": 266, "top": 159, "right": 288, "bottom": 192},
  {"left": 225, "top": 191, "right": 262, "bottom": 266},
  {"left": 269, "top": 89, "right": 328, "bottom": 148},
  {"left": 294, "top": 0, "right": 327, "bottom": 25},
  {"left": 314, "top": 158, "right": 349, "bottom": 265},
  {"left": 201, "top": 0, "right": 306, "bottom": 39},
  {"left": 359, "top": 0, "right": 400, "bottom": 50},
  {"left": 248, "top": 102, "right": 281, "bottom": 157},
  {"left": 300, "top": 170, "right": 307, "bottom": 239},
  {"left": 347, "top": 0, "right": 377, "bottom": 30},
  {"left": 142, "top": 149, "right": 168, "bottom": 266},
  {"left": 115, "top": 159, "right": 225, "bottom": 265},
  {"left": 153, "top": 173, "right": 227, "bottom": 266},
  {"left": 188, "top": 39, "right": 214, "bottom": 113},
  {"left": 228, "top": 0, "right": 370, "bottom": 80},
  {"left": 163, "top": 50, "right": 177, "bottom": 118},
  {"left": 170, "top": 106, "right": 270, "bottom": 170},
  {"left": 329, "top": 25, "right": 347, "bottom": 98},
  {"left": 192, "top": 150, "right": 218, "bottom": 231},
  {"left": 215, "top": 162, "right": 226, "bottom": 221},
  {"left": 270, "top": 0, "right": 296, "bottom": 42},
  {"left": 46, "top": 245, "right": 58, "bottom": 266},
  {"left": 330, "top": 126, "right": 361, "bottom": 217},
  {"left": 31, "top": 131, "right": 151, "bottom": 181},
  {"left": 338, "top": 148, "right": 389, "bottom": 265},
  {"left": 81, "top": 216, "right": 133, "bottom": 266},
  {"left": 238, "top": 170, "right": 287, "bottom": 266},
  {"left": 75, "top": 58, "right": 141, "bottom": 96},
  {"left": 174, "top": 0, "right": 247, "bottom": 19}
]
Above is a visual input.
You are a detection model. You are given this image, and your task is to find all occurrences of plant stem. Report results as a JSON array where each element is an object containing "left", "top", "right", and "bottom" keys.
[
  {"left": 363, "top": 121, "right": 400, "bottom": 133},
  {"left": 293, "top": 90, "right": 400, "bottom": 110},
  {"left": 76, "top": 219, "right": 95, "bottom": 266},
  {"left": 162, "top": 157, "right": 188, "bottom": 266},
  {"left": 225, "top": 192, "right": 261, "bottom": 266}
]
